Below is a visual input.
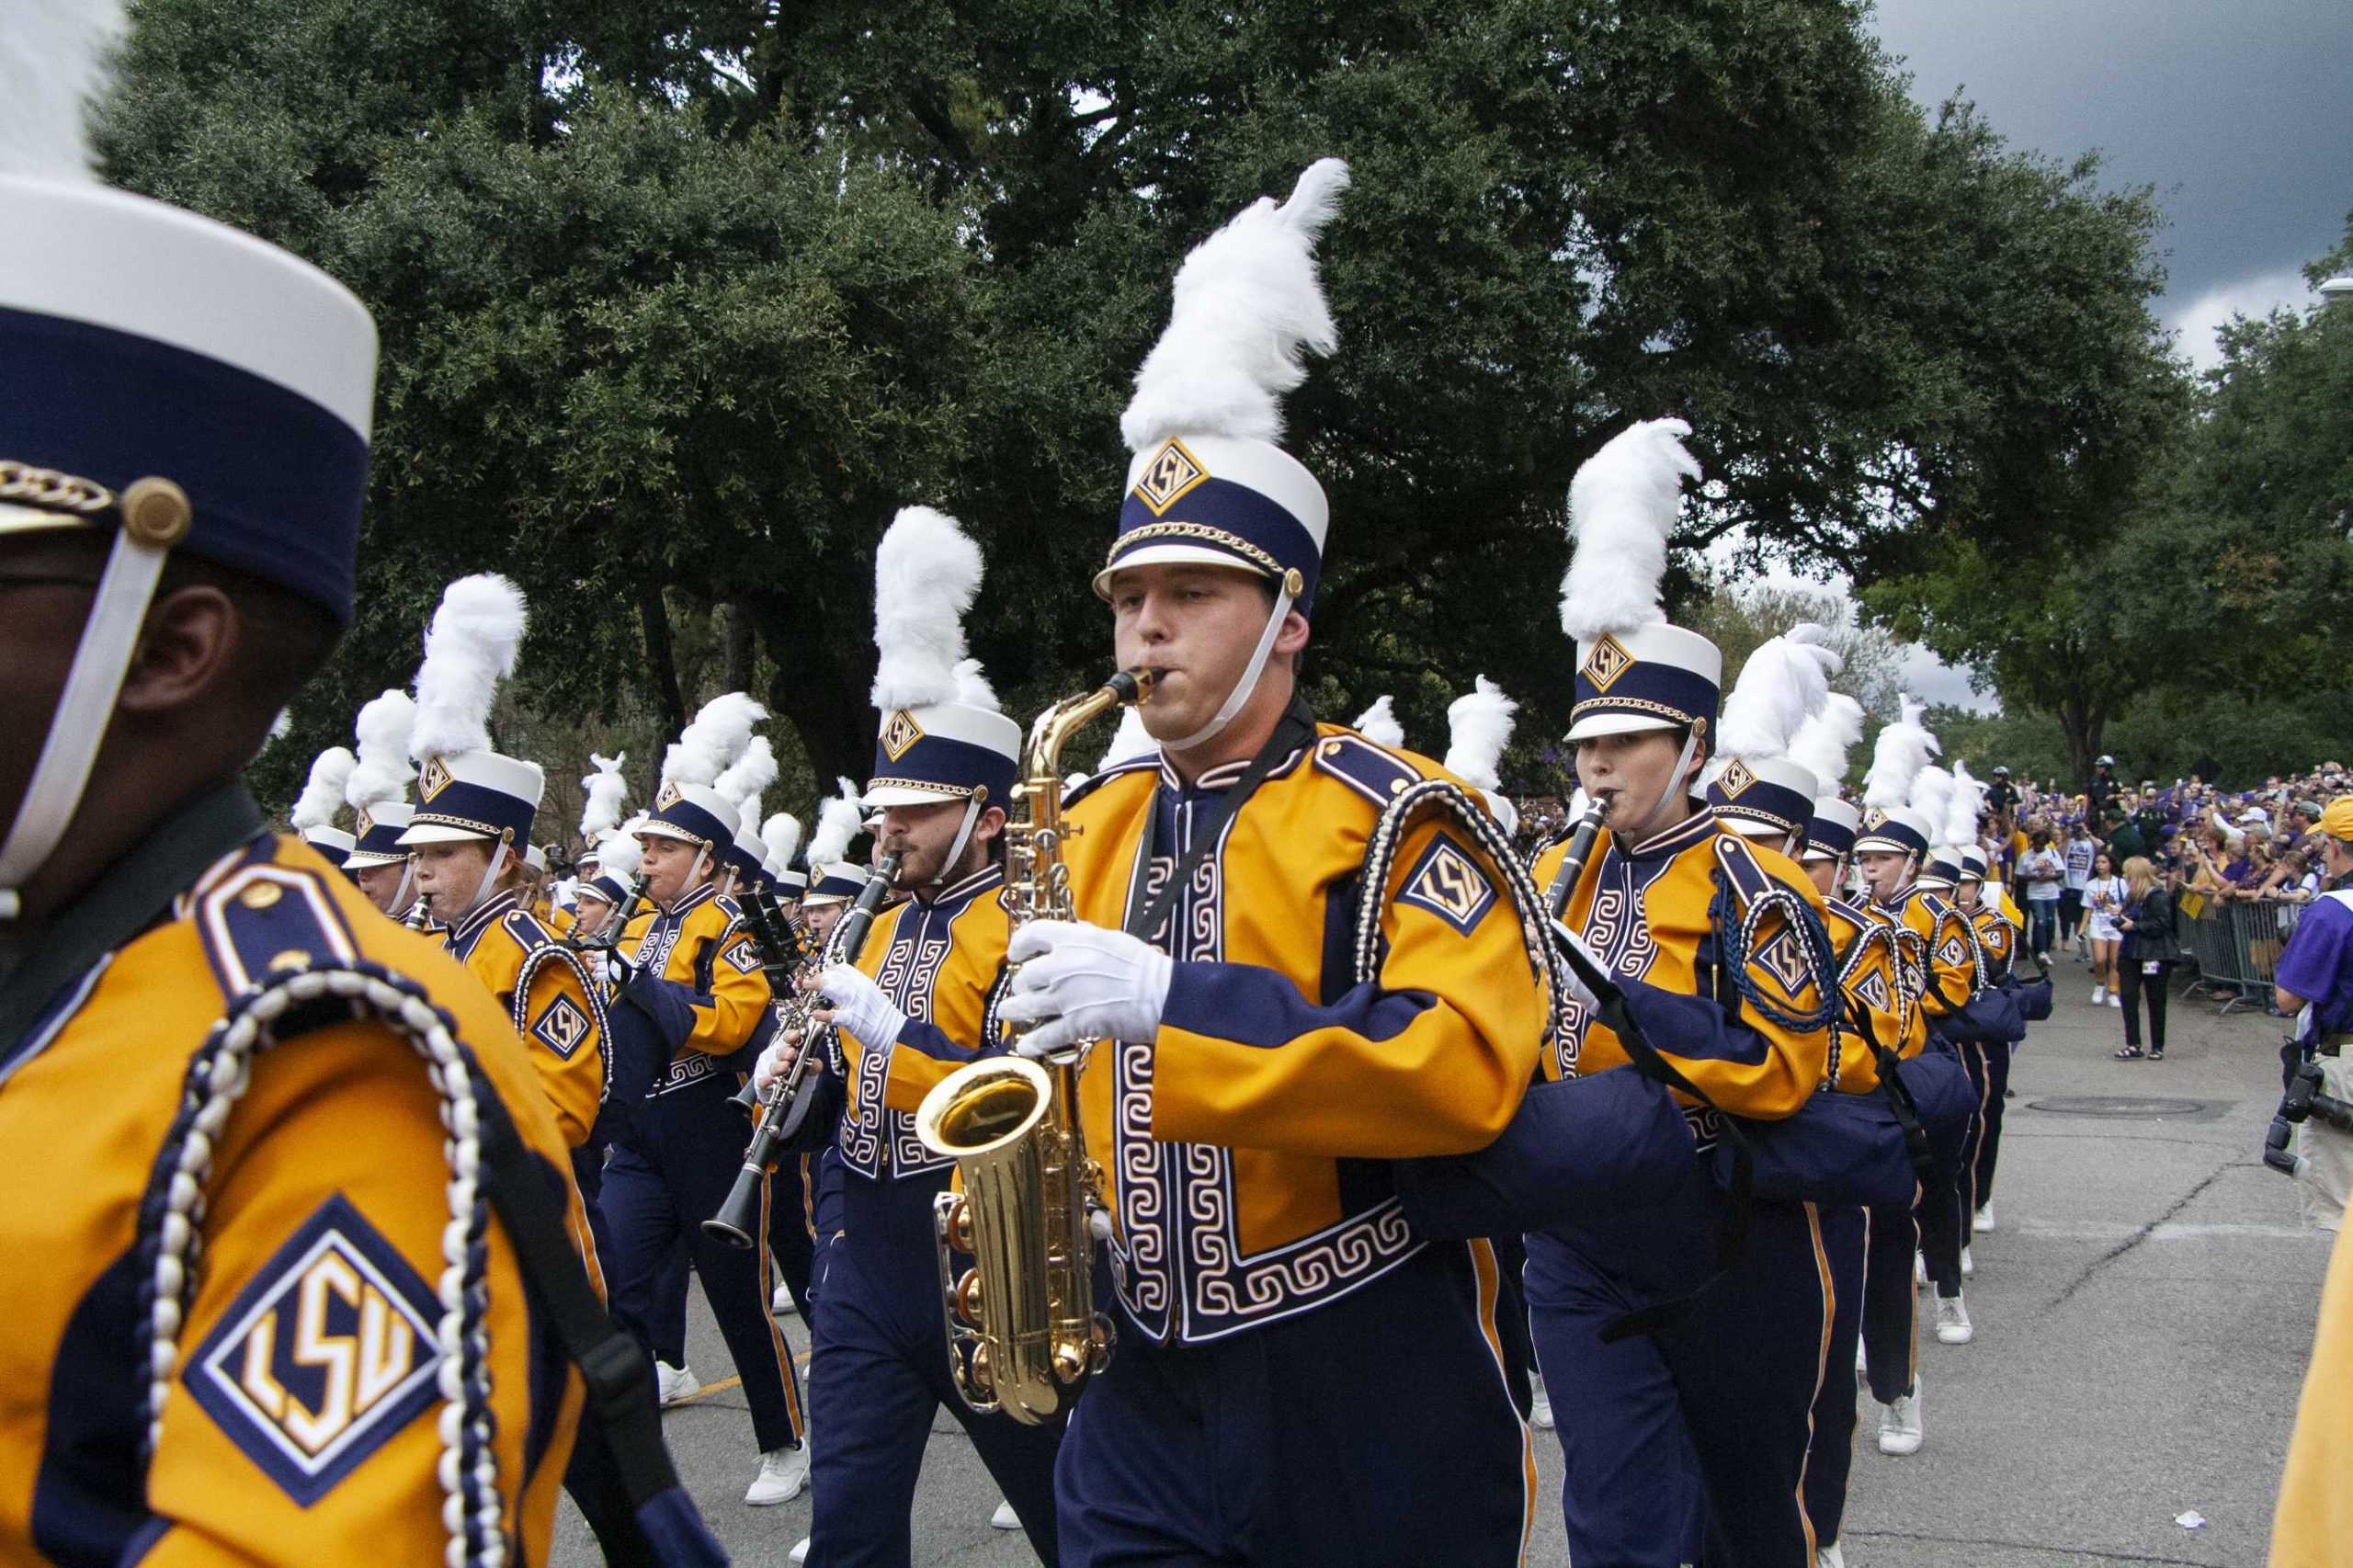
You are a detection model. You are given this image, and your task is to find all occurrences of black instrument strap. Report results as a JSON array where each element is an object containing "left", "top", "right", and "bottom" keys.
[{"left": 1121, "top": 698, "right": 1318, "bottom": 943}]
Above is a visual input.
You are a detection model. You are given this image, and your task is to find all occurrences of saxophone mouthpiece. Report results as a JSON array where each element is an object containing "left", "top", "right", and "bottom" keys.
[{"left": 1109, "top": 668, "right": 1155, "bottom": 706}]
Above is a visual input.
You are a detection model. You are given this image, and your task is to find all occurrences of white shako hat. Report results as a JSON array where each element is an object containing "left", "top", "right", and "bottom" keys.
[
  {"left": 1559, "top": 420, "right": 1722, "bottom": 745},
  {"left": 802, "top": 779, "right": 870, "bottom": 906},
  {"left": 640, "top": 692, "right": 765, "bottom": 853},
  {"left": 1961, "top": 845, "right": 1990, "bottom": 881},
  {"left": 397, "top": 575, "right": 545, "bottom": 848},
  {"left": 1856, "top": 695, "right": 1939, "bottom": 858},
  {"left": 863, "top": 506, "right": 1021, "bottom": 811},
  {"left": 1923, "top": 760, "right": 1986, "bottom": 884},
  {"left": 1098, "top": 161, "right": 1348, "bottom": 753},
  {"left": 344, "top": 688, "right": 417, "bottom": 868},
  {"left": 0, "top": 1, "right": 378, "bottom": 921},
  {"left": 579, "top": 752, "right": 630, "bottom": 849},
  {"left": 1703, "top": 625, "right": 1841, "bottom": 840},
  {"left": 759, "top": 812, "right": 803, "bottom": 889},
  {"left": 1444, "top": 676, "right": 1521, "bottom": 835},
  {"left": 290, "top": 744, "right": 356, "bottom": 856},
  {"left": 1790, "top": 691, "right": 1866, "bottom": 864},
  {"left": 717, "top": 735, "right": 779, "bottom": 885}
]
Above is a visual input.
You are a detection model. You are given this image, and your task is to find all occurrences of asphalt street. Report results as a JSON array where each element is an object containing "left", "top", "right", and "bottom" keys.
[{"left": 553, "top": 959, "right": 2333, "bottom": 1566}]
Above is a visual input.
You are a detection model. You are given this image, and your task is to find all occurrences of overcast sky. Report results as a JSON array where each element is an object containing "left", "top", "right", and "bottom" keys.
[{"left": 1736, "top": 2, "right": 2351, "bottom": 711}]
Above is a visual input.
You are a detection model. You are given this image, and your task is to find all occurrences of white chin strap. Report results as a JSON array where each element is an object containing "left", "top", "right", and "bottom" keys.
[
  {"left": 932, "top": 796, "right": 983, "bottom": 888},
  {"left": 456, "top": 840, "right": 511, "bottom": 920},
  {"left": 1629, "top": 729, "right": 1704, "bottom": 838},
  {"left": 392, "top": 858, "right": 417, "bottom": 917},
  {"left": 1164, "top": 583, "right": 1295, "bottom": 754},
  {"left": 0, "top": 526, "right": 176, "bottom": 921}
]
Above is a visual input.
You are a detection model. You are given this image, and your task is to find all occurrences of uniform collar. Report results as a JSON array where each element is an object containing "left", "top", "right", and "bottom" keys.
[
  {"left": 915, "top": 861, "right": 1003, "bottom": 912},
  {"left": 1616, "top": 810, "right": 1718, "bottom": 864},
  {"left": 662, "top": 880, "right": 718, "bottom": 921},
  {"left": 448, "top": 888, "right": 519, "bottom": 955},
  {"left": 0, "top": 780, "right": 266, "bottom": 1046}
]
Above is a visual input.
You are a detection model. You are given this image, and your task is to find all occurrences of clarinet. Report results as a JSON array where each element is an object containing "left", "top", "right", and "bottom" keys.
[
  {"left": 704, "top": 855, "right": 903, "bottom": 1247},
  {"left": 1545, "top": 801, "right": 1609, "bottom": 920}
]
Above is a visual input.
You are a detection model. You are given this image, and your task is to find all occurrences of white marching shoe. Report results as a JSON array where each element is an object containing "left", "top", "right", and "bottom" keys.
[
  {"left": 992, "top": 1500, "right": 1021, "bottom": 1531},
  {"left": 656, "top": 1361, "right": 700, "bottom": 1406},
  {"left": 1914, "top": 1250, "right": 1927, "bottom": 1287},
  {"left": 772, "top": 1281, "right": 799, "bottom": 1315},
  {"left": 1530, "top": 1393, "right": 1555, "bottom": 1430},
  {"left": 1818, "top": 1543, "right": 1847, "bottom": 1568},
  {"left": 1878, "top": 1381, "right": 1925, "bottom": 1455},
  {"left": 790, "top": 1538, "right": 810, "bottom": 1565},
  {"left": 1936, "top": 1292, "right": 1974, "bottom": 1345},
  {"left": 746, "top": 1446, "right": 811, "bottom": 1506},
  {"left": 1854, "top": 1338, "right": 1869, "bottom": 1388},
  {"left": 2092, "top": 984, "right": 2107, "bottom": 1005},
  {"left": 1974, "top": 1202, "right": 1996, "bottom": 1233},
  {"left": 1962, "top": 1244, "right": 1975, "bottom": 1278}
]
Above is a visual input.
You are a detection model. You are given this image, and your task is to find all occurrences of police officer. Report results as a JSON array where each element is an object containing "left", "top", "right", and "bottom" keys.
[
  {"left": 996, "top": 162, "right": 1549, "bottom": 1567},
  {"left": 2274, "top": 798, "right": 2353, "bottom": 1229},
  {"left": 0, "top": 23, "right": 601, "bottom": 1554},
  {"left": 601, "top": 695, "right": 810, "bottom": 1505},
  {"left": 754, "top": 506, "right": 1066, "bottom": 1568}
]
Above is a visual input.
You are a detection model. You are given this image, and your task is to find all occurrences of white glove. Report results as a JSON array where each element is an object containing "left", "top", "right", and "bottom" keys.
[
  {"left": 753, "top": 1027, "right": 805, "bottom": 1096},
  {"left": 998, "top": 920, "right": 1174, "bottom": 1057},
  {"left": 1547, "top": 919, "right": 1607, "bottom": 1013},
  {"left": 813, "top": 962, "right": 908, "bottom": 1053}
]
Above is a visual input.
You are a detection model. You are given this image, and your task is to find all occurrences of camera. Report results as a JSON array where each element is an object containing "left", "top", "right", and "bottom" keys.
[{"left": 2265, "top": 1055, "right": 2353, "bottom": 1177}]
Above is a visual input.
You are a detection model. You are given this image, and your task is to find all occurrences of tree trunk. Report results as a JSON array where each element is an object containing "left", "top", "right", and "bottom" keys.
[
  {"left": 724, "top": 600, "right": 757, "bottom": 694},
  {"left": 638, "top": 582, "right": 688, "bottom": 744},
  {"left": 752, "top": 589, "right": 872, "bottom": 801}
]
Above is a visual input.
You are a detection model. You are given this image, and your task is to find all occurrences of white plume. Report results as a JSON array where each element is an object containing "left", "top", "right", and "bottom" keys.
[
  {"left": 1097, "top": 706, "right": 1158, "bottom": 772},
  {"left": 714, "top": 733, "right": 778, "bottom": 812},
  {"left": 662, "top": 692, "right": 766, "bottom": 788},
  {"left": 1354, "top": 696, "right": 1405, "bottom": 750},
  {"left": 1717, "top": 631, "right": 1839, "bottom": 765},
  {"left": 595, "top": 830, "right": 642, "bottom": 884},
  {"left": 1444, "top": 676, "right": 1518, "bottom": 793},
  {"left": 808, "top": 778, "right": 865, "bottom": 868},
  {"left": 1788, "top": 693, "right": 1865, "bottom": 794},
  {"left": 290, "top": 747, "right": 355, "bottom": 832},
  {"left": 871, "top": 506, "right": 983, "bottom": 712},
  {"left": 409, "top": 574, "right": 528, "bottom": 760},
  {"left": 2, "top": 0, "right": 124, "bottom": 181},
  {"left": 1944, "top": 760, "right": 1985, "bottom": 849},
  {"left": 265, "top": 710, "right": 293, "bottom": 747},
  {"left": 1861, "top": 696, "right": 1939, "bottom": 812},
  {"left": 579, "top": 751, "right": 628, "bottom": 840},
  {"left": 1120, "top": 159, "right": 1350, "bottom": 452},
  {"left": 1909, "top": 765, "right": 1955, "bottom": 840},
  {"left": 345, "top": 688, "right": 416, "bottom": 810},
  {"left": 761, "top": 812, "right": 803, "bottom": 870},
  {"left": 1559, "top": 418, "right": 1701, "bottom": 643},
  {"left": 951, "top": 657, "right": 1002, "bottom": 715}
]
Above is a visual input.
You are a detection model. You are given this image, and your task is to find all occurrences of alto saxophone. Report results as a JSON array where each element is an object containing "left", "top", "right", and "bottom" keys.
[{"left": 914, "top": 667, "right": 1153, "bottom": 1424}]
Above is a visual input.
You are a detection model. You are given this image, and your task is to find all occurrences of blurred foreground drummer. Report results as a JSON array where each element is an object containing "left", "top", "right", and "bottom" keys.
[{"left": 0, "top": 8, "right": 628, "bottom": 1558}]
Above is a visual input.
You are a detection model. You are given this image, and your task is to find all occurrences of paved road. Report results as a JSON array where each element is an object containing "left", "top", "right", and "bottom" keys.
[{"left": 554, "top": 962, "right": 2331, "bottom": 1565}]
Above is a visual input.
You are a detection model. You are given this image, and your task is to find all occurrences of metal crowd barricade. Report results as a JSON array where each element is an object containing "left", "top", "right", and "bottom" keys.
[{"left": 2177, "top": 892, "right": 2303, "bottom": 1016}]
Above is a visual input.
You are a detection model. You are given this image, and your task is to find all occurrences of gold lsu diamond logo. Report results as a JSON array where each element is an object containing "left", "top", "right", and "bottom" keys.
[
  {"left": 880, "top": 709, "right": 925, "bottom": 762},
  {"left": 1131, "top": 438, "right": 1210, "bottom": 516},
  {"left": 1861, "top": 808, "right": 1888, "bottom": 830},
  {"left": 355, "top": 807, "right": 375, "bottom": 836},
  {"left": 415, "top": 756, "right": 451, "bottom": 801},
  {"left": 1580, "top": 632, "right": 1633, "bottom": 693},
  {"left": 654, "top": 780, "right": 683, "bottom": 811},
  {"left": 1401, "top": 836, "right": 1497, "bottom": 936},
  {"left": 1716, "top": 758, "right": 1756, "bottom": 799}
]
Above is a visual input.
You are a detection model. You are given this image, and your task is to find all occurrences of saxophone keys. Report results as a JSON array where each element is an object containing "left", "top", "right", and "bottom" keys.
[{"left": 953, "top": 1267, "right": 985, "bottom": 1326}]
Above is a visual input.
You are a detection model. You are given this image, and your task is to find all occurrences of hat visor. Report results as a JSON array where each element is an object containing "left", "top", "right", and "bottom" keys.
[
  {"left": 1722, "top": 818, "right": 1790, "bottom": 841},
  {"left": 801, "top": 892, "right": 850, "bottom": 907},
  {"left": 634, "top": 821, "right": 708, "bottom": 845},
  {"left": 395, "top": 822, "right": 494, "bottom": 846},
  {"left": 861, "top": 783, "right": 973, "bottom": 809},
  {"left": 1093, "top": 543, "right": 1273, "bottom": 600},
  {"left": 342, "top": 849, "right": 409, "bottom": 869},
  {"left": 0, "top": 502, "right": 94, "bottom": 537},
  {"left": 1563, "top": 711, "right": 1682, "bottom": 742},
  {"left": 1851, "top": 834, "right": 1915, "bottom": 856},
  {"left": 1799, "top": 846, "right": 1840, "bottom": 863}
]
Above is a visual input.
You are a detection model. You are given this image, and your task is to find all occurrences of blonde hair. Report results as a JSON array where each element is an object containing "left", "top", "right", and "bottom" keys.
[{"left": 2122, "top": 855, "right": 2160, "bottom": 904}]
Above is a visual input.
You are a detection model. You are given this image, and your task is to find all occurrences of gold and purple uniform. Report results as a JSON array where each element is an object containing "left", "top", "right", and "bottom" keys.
[
  {"left": 850, "top": 864, "right": 1015, "bottom": 1171},
  {"left": 441, "top": 888, "right": 608, "bottom": 1151},
  {"left": 1525, "top": 809, "right": 1840, "bottom": 1568},
  {"left": 1878, "top": 883, "right": 1984, "bottom": 1301},
  {"left": 0, "top": 811, "right": 585, "bottom": 1564},
  {"left": 1824, "top": 895, "right": 1925, "bottom": 1094},
  {"left": 1051, "top": 731, "right": 1545, "bottom": 1565}
]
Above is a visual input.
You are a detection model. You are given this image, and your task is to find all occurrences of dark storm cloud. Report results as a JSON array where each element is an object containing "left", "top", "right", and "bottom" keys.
[{"left": 1870, "top": 0, "right": 2353, "bottom": 364}]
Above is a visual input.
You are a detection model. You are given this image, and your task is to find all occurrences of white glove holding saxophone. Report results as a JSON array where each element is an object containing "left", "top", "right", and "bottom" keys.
[
  {"left": 997, "top": 920, "right": 1174, "bottom": 1057},
  {"left": 1548, "top": 920, "right": 1607, "bottom": 1013}
]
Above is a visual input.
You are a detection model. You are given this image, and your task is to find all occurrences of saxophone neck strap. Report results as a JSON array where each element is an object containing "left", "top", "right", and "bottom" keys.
[{"left": 1123, "top": 697, "right": 1317, "bottom": 944}]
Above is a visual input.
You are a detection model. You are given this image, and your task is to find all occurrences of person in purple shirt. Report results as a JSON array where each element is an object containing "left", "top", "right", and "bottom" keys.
[{"left": 2275, "top": 800, "right": 2353, "bottom": 1228}]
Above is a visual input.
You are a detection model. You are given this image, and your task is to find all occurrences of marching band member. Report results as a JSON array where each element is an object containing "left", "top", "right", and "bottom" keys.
[
  {"left": 1957, "top": 839, "right": 2020, "bottom": 1239},
  {"left": 1529, "top": 443, "right": 1841, "bottom": 1568},
  {"left": 1913, "top": 768, "right": 2004, "bottom": 1296},
  {"left": 0, "top": 13, "right": 615, "bottom": 1551},
  {"left": 1785, "top": 691, "right": 1923, "bottom": 1568},
  {"left": 756, "top": 506, "right": 1066, "bottom": 1568},
  {"left": 997, "top": 160, "right": 1549, "bottom": 1567},
  {"left": 602, "top": 694, "right": 810, "bottom": 1505},
  {"left": 341, "top": 688, "right": 421, "bottom": 918},
  {"left": 289, "top": 744, "right": 358, "bottom": 871}
]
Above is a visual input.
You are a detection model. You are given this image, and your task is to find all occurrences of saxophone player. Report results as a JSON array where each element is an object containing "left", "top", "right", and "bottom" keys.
[
  {"left": 754, "top": 506, "right": 1065, "bottom": 1568},
  {"left": 992, "top": 162, "right": 1550, "bottom": 1567}
]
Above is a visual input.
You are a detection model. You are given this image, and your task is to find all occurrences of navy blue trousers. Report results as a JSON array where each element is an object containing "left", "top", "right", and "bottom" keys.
[
  {"left": 1967, "top": 1039, "right": 2010, "bottom": 1215},
  {"left": 1056, "top": 1240, "right": 1531, "bottom": 1567},
  {"left": 805, "top": 1167, "right": 1063, "bottom": 1568},
  {"left": 1802, "top": 1204, "right": 1867, "bottom": 1551},
  {"left": 601, "top": 1089, "right": 806, "bottom": 1453},
  {"left": 1859, "top": 1199, "right": 1918, "bottom": 1405},
  {"left": 1917, "top": 1035, "right": 1974, "bottom": 1300},
  {"left": 766, "top": 1151, "right": 816, "bottom": 1320},
  {"left": 1527, "top": 1161, "right": 1831, "bottom": 1568}
]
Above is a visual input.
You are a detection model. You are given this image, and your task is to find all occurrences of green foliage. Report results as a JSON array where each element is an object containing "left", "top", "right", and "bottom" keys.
[{"left": 104, "top": 0, "right": 2196, "bottom": 834}]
